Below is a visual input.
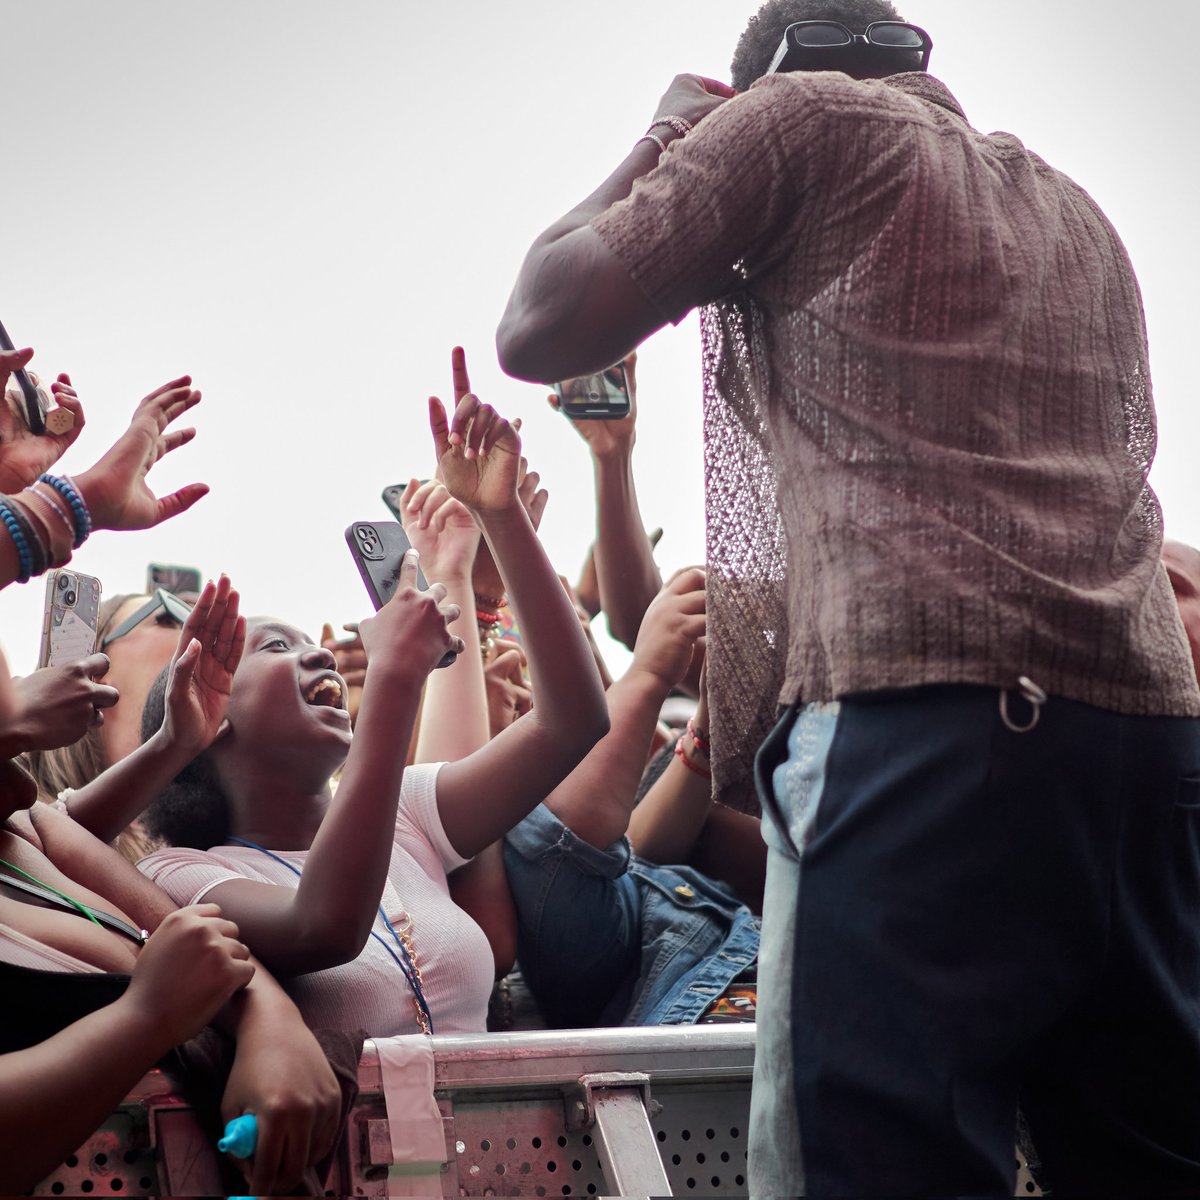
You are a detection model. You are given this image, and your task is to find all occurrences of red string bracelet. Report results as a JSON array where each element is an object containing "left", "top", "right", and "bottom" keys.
[
  {"left": 686, "top": 717, "right": 710, "bottom": 757},
  {"left": 476, "top": 609, "right": 502, "bottom": 626},
  {"left": 675, "top": 736, "right": 712, "bottom": 780}
]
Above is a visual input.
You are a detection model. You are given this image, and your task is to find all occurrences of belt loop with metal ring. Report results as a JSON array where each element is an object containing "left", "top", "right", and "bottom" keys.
[{"left": 999, "top": 675, "right": 1047, "bottom": 734}]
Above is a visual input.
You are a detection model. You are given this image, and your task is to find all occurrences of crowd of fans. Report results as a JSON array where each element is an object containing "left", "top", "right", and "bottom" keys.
[
  {"left": 5, "top": 345, "right": 1199, "bottom": 1194},
  {"left": 0, "top": 340, "right": 776, "bottom": 1192}
]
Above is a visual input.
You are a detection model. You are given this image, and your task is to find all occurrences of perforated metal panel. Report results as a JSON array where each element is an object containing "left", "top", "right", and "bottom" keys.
[
  {"left": 31, "top": 1109, "right": 158, "bottom": 1197},
  {"left": 30, "top": 1026, "right": 1047, "bottom": 1198}
]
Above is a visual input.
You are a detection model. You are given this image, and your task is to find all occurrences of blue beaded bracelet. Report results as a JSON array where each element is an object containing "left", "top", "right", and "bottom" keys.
[
  {"left": 38, "top": 474, "right": 91, "bottom": 549},
  {"left": 0, "top": 499, "right": 35, "bottom": 582}
]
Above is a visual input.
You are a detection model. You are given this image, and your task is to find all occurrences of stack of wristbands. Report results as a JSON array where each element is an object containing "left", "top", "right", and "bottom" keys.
[{"left": 0, "top": 474, "right": 90, "bottom": 582}]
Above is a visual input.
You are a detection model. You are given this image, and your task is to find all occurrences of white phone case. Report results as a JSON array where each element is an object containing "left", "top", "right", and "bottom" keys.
[{"left": 37, "top": 570, "right": 102, "bottom": 669}]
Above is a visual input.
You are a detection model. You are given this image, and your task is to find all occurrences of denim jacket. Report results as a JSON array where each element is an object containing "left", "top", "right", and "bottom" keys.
[{"left": 503, "top": 803, "right": 761, "bottom": 1028}]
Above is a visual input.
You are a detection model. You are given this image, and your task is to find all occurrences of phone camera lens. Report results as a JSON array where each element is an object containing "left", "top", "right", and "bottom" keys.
[
  {"left": 63, "top": 590, "right": 77, "bottom": 606},
  {"left": 57, "top": 575, "right": 70, "bottom": 590}
]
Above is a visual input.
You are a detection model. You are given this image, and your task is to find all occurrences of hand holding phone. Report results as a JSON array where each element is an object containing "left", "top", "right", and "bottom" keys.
[
  {"left": 7, "top": 655, "right": 119, "bottom": 754},
  {"left": 0, "top": 319, "right": 47, "bottom": 434},
  {"left": 38, "top": 569, "right": 103, "bottom": 669},
  {"left": 345, "top": 521, "right": 458, "bottom": 668},
  {"left": 552, "top": 362, "right": 631, "bottom": 420}
]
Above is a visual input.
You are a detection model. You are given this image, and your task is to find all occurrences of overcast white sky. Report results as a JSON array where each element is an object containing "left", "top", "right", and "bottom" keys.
[{"left": 1, "top": 0, "right": 1196, "bottom": 677}]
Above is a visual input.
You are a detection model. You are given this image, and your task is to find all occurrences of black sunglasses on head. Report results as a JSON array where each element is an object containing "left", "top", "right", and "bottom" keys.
[
  {"left": 101, "top": 588, "right": 194, "bottom": 648},
  {"left": 769, "top": 20, "right": 933, "bottom": 76}
]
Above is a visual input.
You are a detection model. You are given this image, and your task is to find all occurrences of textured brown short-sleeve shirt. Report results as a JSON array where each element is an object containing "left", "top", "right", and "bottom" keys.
[{"left": 592, "top": 71, "right": 1200, "bottom": 799}]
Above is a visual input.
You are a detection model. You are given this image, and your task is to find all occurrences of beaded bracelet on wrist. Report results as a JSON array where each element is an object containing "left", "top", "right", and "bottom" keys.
[
  {"left": 8, "top": 492, "right": 71, "bottom": 571},
  {"left": 38, "top": 473, "right": 91, "bottom": 548},
  {"left": 474, "top": 592, "right": 508, "bottom": 611},
  {"left": 0, "top": 498, "right": 37, "bottom": 581}
]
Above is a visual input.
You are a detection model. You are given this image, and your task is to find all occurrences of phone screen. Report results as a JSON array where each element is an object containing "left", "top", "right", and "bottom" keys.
[{"left": 554, "top": 364, "right": 631, "bottom": 420}]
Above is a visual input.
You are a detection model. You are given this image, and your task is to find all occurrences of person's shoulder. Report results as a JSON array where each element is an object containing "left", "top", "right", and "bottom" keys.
[{"left": 727, "top": 71, "right": 929, "bottom": 144}]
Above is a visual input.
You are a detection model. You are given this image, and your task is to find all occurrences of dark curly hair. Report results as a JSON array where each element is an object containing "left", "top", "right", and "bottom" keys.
[
  {"left": 731, "top": 0, "right": 908, "bottom": 91},
  {"left": 139, "top": 665, "right": 233, "bottom": 850}
]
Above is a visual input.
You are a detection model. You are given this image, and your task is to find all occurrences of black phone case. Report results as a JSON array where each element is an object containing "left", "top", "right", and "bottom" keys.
[
  {"left": 0, "top": 317, "right": 47, "bottom": 435},
  {"left": 344, "top": 521, "right": 457, "bottom": 668}
]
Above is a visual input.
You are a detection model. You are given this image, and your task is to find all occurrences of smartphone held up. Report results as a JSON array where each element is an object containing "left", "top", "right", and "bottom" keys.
[
  {"left": 344, "top": 520, "right": 457, "bottom": 668},
  {"left": 38, "top": 569, "right": 102, "bottom": 669},
  {"left": 554, "top": 363, "right": 631, "bottom": 420},
  {"left": 0, "top": 317, "right": 74, "bottom": 436}
]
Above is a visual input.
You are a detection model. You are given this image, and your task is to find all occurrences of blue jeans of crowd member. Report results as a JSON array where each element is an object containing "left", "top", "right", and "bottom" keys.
[
  {"left": 747, "top": 684, "right": 1200, "bottom": 1198},
  {"left": 503, "top": 803, "right": 760, "bottom": 1028}
]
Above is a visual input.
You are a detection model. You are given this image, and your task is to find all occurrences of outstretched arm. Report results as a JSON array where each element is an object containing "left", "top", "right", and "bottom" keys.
[
  {"left": 0, "top": 369, "right": 207, "bottom": 593},
  {"left": 541, "top": 569, "right": 705, "bottom": 849},
  {"left": 427, "top": 370, "right": 610, "bottom": 858},
  {"left": 550, "top": 351, "right": 662, "bottom": 648}
]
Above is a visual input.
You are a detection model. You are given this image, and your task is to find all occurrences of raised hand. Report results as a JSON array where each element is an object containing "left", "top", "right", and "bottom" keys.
[
  {"left": 650, "top": 74, "right": 736, "bottom": 134},
  {"left": 548, "top": 350, "right": 639, "bottom": 460},
  {"left": 72, "top": 376, "right": 207, "bottom": 532},
  {"left": 160, "top": 576, "right": 245, "bottom": 754},
  {"left": 399, "top": 477, "right": 480, "bottom": 582},
  {"left": 630, "top": 567, "right": 707, "bottom": 689},
  {"left": 0, "top": 351, "right": 86, "bottom": 492},
  {"left": 358, "top": 549, "right": 465, "bottom": 679}
]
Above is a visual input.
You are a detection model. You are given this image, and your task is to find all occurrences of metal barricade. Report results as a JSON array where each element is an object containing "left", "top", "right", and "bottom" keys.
[
  {"left": 32, "top": 1025, "right": 755, "bottom": 1198},
  {"left": 31, "top": 1023, "right": 1043, "bottom": 1197}
]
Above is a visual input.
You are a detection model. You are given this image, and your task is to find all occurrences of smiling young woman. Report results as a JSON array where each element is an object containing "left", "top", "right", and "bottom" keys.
[{"left": 55, "top": 370, "right": 609, "bottom": 1038}]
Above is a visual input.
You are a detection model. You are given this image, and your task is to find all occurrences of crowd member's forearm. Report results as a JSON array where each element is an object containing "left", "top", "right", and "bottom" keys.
[
  {"left": 0, "top": 997, "right": 175, "bottom": 1191},
  {"left": 61, "top": 730, "right": 201, "bottom": 845},
  {"left": 626, "top": 749, "right": 713, "bottom": 866},
  {"left": 415, "top": 572, "right": 489, "bottom": 764},
  {"left": 290, "top": 662, "right": 426, "bottom": 962},
  {"left": 593, "top": 451, "right": 663, "bottom": 649},
  {"left": 437, "top": 504, "right": 609, "bottom": 857},
  {"left": 544, "top": 669, "right": 667, "bottom": 849},
  {"left": 480, "top": 505, "right": 608, "bottom": 750}
]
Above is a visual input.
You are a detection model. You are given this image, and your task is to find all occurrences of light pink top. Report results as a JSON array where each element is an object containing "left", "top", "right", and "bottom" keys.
[{"left": 137, "top": 762, "right": 493, "bottom": 1037}]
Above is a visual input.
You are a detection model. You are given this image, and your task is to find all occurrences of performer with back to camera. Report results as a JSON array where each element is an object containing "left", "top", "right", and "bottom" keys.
[{"left": 497, "top": 1, "right": 1200, "bottom": 1193}]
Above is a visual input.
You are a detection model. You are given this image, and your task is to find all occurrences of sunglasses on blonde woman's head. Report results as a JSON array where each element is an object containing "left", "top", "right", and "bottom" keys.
[
  {"left": 101, "top": 588, "right": 194, "bottom": 648},
  {"left": 769, "top": 20, "right": 933, "bottom": 76}
]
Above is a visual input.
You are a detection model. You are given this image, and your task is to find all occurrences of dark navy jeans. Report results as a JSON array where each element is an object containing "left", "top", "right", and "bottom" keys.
[{"left": 749, "top": 684, "right": 1200, "bottom": 1197}]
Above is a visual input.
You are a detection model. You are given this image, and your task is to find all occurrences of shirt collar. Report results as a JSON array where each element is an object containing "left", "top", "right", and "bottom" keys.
[{"left": 882, "top": 72, "right": 969, "bottom": 123}]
